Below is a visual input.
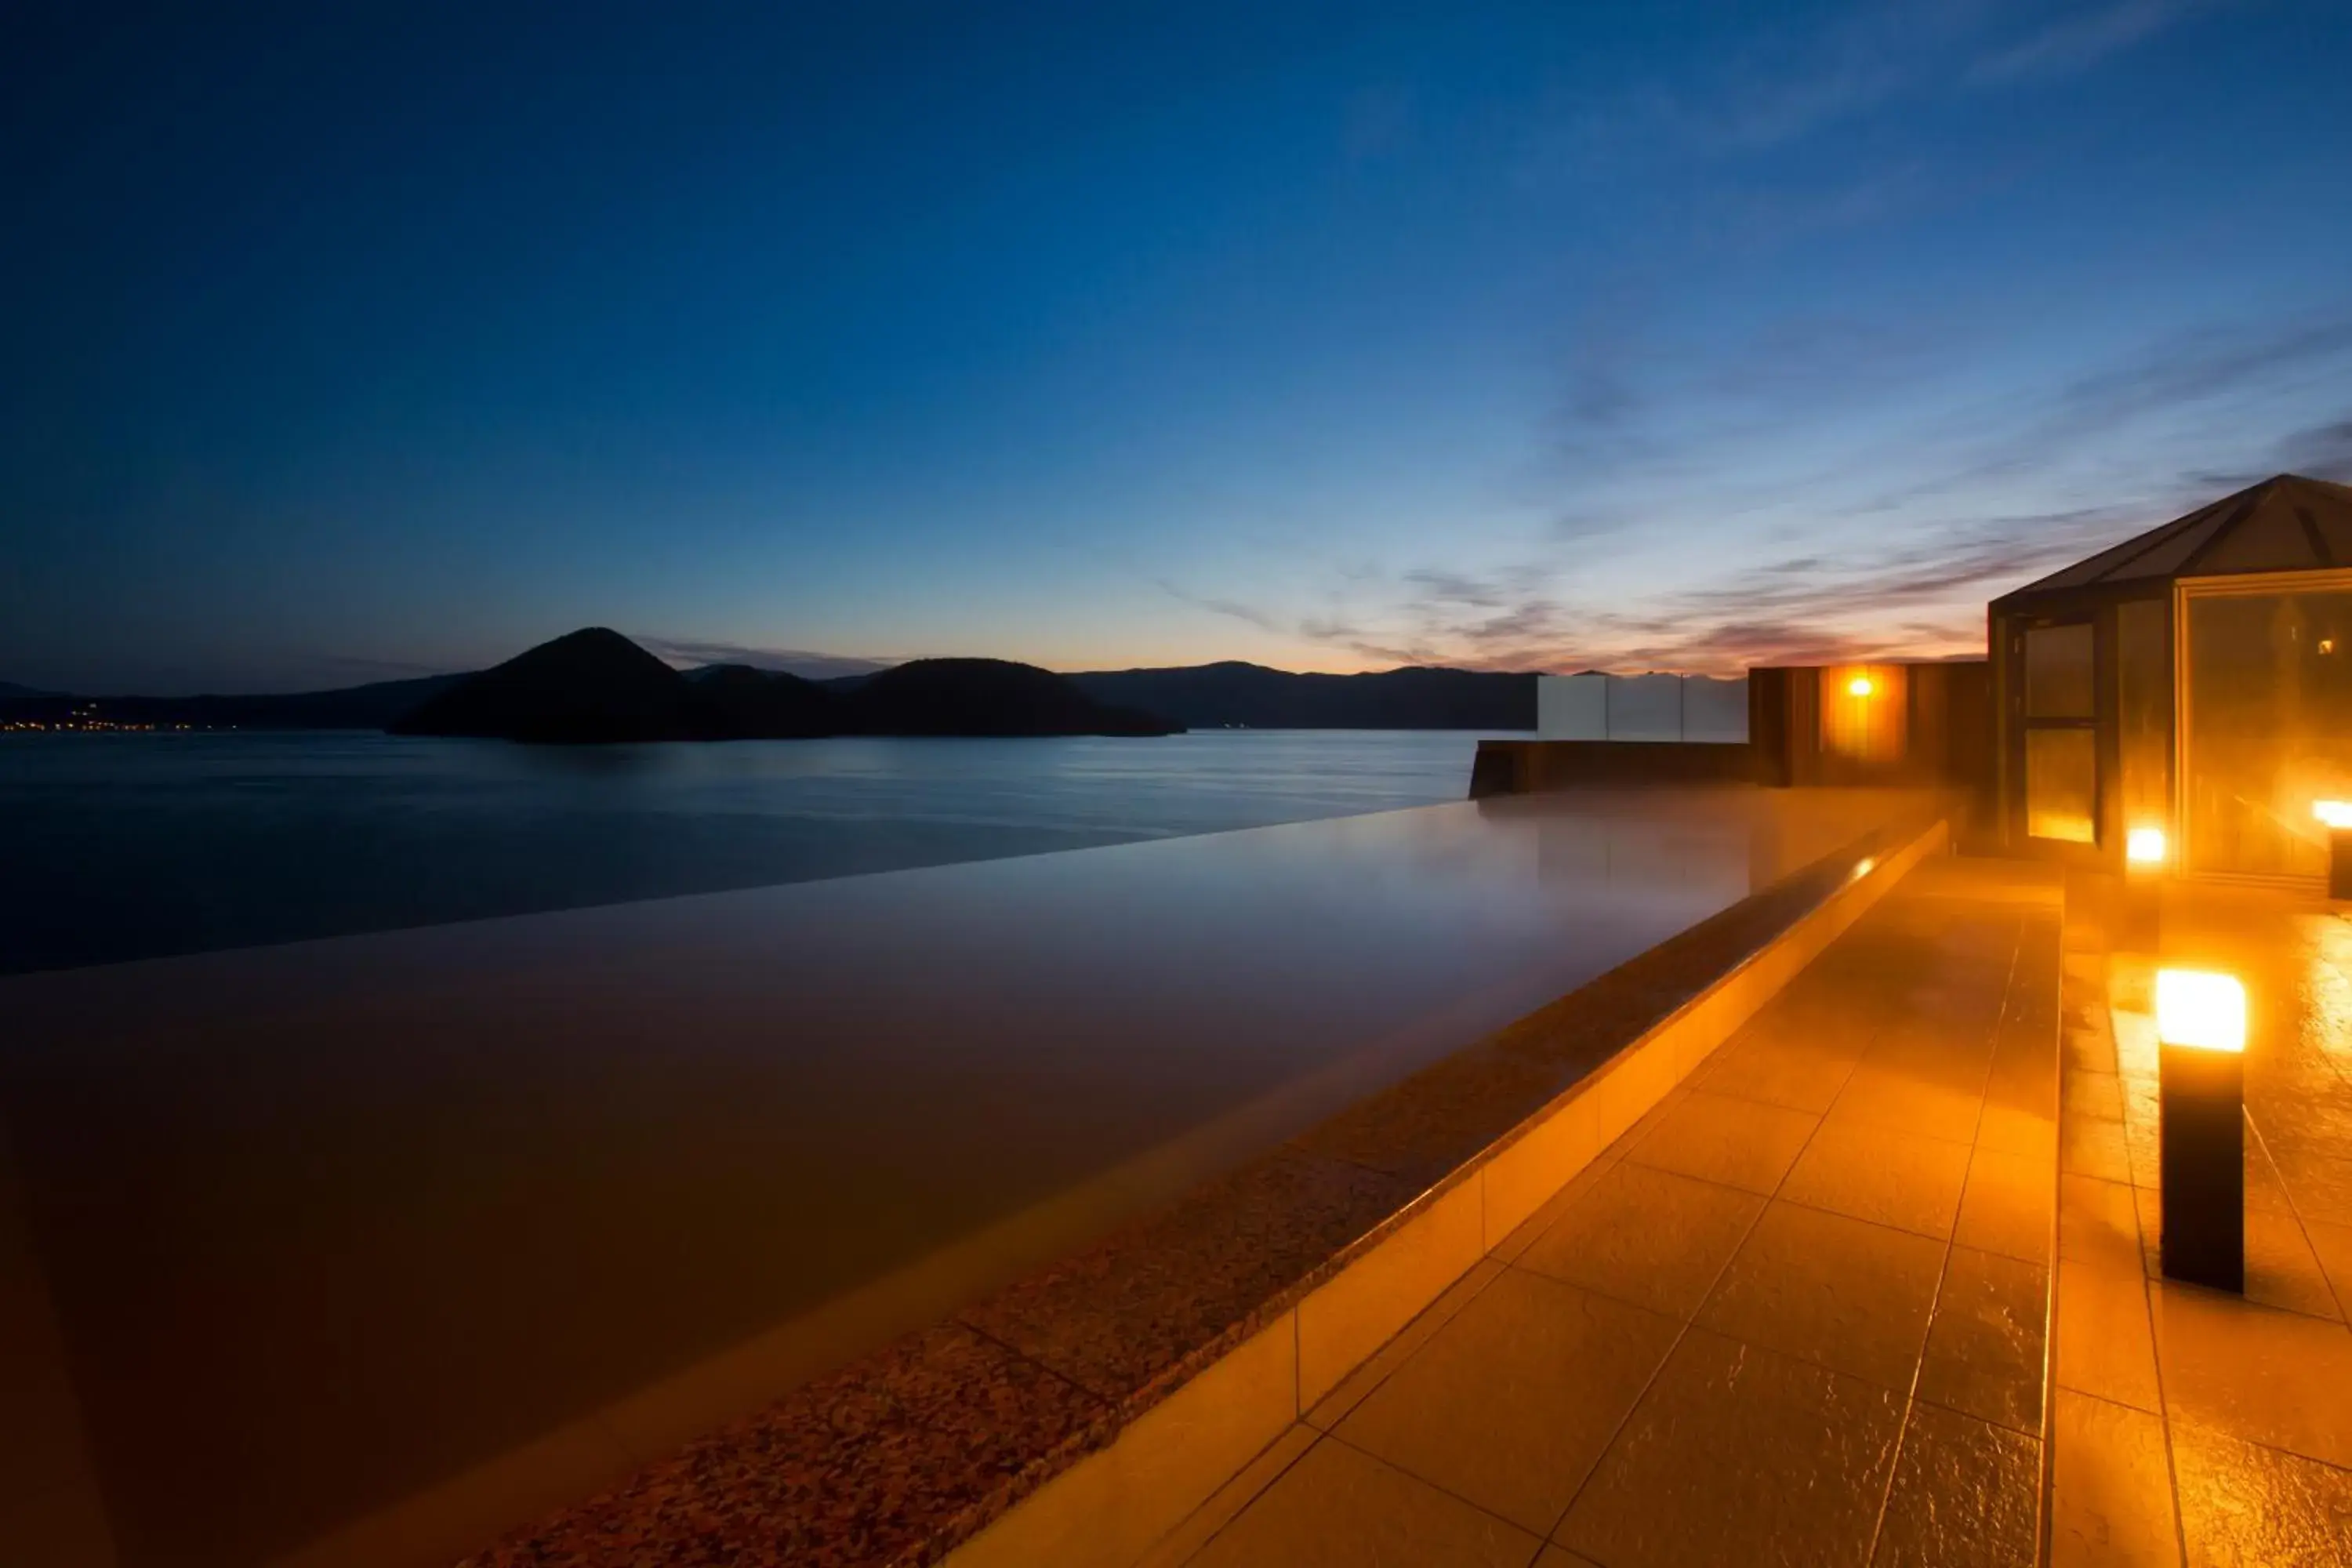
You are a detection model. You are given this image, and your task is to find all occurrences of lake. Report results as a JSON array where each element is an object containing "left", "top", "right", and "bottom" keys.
[{"left": 0, "top": 729, "right": 1481, "bottom": 974}]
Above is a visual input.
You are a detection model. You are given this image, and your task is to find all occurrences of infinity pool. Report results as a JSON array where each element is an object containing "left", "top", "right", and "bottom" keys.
[{"left": 0, "top": 786, "right": 1920, "bottom": 1568}]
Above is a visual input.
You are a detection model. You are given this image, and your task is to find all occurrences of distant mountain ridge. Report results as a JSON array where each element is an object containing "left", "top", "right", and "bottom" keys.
[
  {"left": 388, "top": 630, "right": 1181, "bottom": 742},
  {"left": 2, "top": 652, "right": 1541, "bottom": 732}
]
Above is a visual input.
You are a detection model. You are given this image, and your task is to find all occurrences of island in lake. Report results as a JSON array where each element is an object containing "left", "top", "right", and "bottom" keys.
[{"left": 389, "top": 628, "right": 1182, "bottom": 742}]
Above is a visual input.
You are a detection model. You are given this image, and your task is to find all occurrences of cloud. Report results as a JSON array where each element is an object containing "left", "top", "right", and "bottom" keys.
[
  {"left": 633, "top": 635, "right": 895, "bottom": 681},
  {"left": 1523, "top": 1, "right": 1991, "bottom": 179},
  {"left": 1969, "top": 0, "right": 2220, "bottom": 85},
  {"left": 2277, "top": 418, "right": 2352, "bottom": 482}
]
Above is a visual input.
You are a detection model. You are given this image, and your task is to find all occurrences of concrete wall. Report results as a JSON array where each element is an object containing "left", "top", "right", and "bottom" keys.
[{"left": 1534, "top": 674, "right": 1750, "bottom": 743}]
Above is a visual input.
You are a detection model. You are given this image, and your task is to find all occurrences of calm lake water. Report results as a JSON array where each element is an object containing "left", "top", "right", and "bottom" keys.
[{"left": 0, "top": 729, "right": 1481, "bottom": 974}]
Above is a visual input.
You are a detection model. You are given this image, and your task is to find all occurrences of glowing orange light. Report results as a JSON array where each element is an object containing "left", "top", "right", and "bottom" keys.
[
  {"left": 1847, "top": 676, "right": 1875, "bottom": 697},
  {"left": 2126, "top": 826, "right": 2167, "bottom": 866},
  {"left": 2315, "top": 800, "right": 2352, "bottom": 829},
  {"left": 1851, "top": 855, "right": 1876, "bottom": 880},
  {"left": 2155, "top": 969, "right": 2246, "bottom": 1054}
]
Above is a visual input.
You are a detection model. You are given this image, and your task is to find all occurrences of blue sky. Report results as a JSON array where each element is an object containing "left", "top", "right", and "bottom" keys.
[{"left": 5, "top": 0, "right": 2349, "bottom": 692}]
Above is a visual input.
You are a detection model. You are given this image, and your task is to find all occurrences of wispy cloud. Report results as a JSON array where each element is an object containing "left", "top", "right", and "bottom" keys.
[
  {"left": 1969, "top": 0, "right": 2221, "bottom": 85},
  {"left": 1530, "top": 0, "right": 2220, "bottom": 184}
]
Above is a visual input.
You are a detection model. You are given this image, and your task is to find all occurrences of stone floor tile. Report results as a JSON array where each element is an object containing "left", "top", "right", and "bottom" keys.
[
  {"left": 1696, "top": 1201, "right": 1947, "bottom": 1393},
  {"left": 1780, "top": 1120, "right": 1973, "bottom": 1240},
  {"left": 2063, "top": 1068, "right": 2125, "bottom": 1123},
  {"left": 1975, "top": 1102, "right": 2060, "bottom": 1163},
  {"left": 1918, "top": 1247, "right": 2047, "bottom": 1435},
  {"left": 2057, "top": 1175, "right": 2144, "bottom": 1275},
  {"left": 1827, "top": 1063, "right": 1985, "bottom": 1145},
  {"left": 1953, "top": 1145, "right": 2054, "bottom": 1265},
  {"left": 1134, "top": 1425, "right": 1318, "bottom": 1568},
  {"left": 2132, "top": 1185, "right": 2165, "bottom": 1276},
  {"left": 1334, "top": 1270, "right": 1679, "bottom": 1535},
  {"left": 1304, "top": 1259, "right": 1504, "bottom": 1431},
  {"left": 2063, "top": 1026, "right": 2113, "bottom": 1074},
  {"left": 2053, "top": 1258, "right": 2161, "bottom": 1413},
  {"left": 1870, "top": 1034, "right": 1995, "bottom": 1093},
  {"left": 2060, "top": 1117, "right": 2132, "bottom": 1185},
  {"left": 1488, "top": 1145, "right": 1624, "bottom": 1267},
  {"left": 1622, "top": 1091, "right": 1817, "bottom": 1196},
  {"left": 1869, "top": 1402, "right": 2039, "bottom": 1568},
  {"left": 2048, "top": 1389, "right": 2182, "bottom": 1568},
  {"left": 1556, "top": 1328, "right": 1907, "bottom": 1568},
  {"left": 1512, "top": 1161, "right": 1765, "bottom": 1320},
  {"left": 2305, "top": 1217, "right": 2352, "bottom": 1319},
  {"left": 2150, "top": 1282, "right": 2352, "bottom": 1469},
  {"left": 2171, "top": 1421, "right": 2352, "bottom": 1568},
  {"left": 1186, "top": 1437, "right": 1538, "bottom": 1568},
  {"left": 1697, "top": 1033, "right": 1860, "bottom": 1115},
  {"left": 2241, "top": 1209, "right": 2344, "bottom": 1323}
]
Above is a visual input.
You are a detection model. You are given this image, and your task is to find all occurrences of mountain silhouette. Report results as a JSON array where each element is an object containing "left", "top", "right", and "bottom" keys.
[
  {"left": 692, "top": 662, "right": 841, "bottom": 738},
  {"left": 7, "top": 649, "right": 1539, "bottom": 733},
  {"left": 846, "top": 658, "right": 1178, "bottom": 736},
  {"left": 390, "top": 627, "right": 731, "bottom": 742},
  {"left": 387, "top": 632, "right": 1178, "bottom": 741}
]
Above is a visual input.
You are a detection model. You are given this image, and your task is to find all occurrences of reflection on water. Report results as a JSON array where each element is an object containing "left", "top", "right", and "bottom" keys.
[
  {"left": 0, "top": 729, "right": 1480, "bottom": 975},
  {"left": 0, "top": 786, "right": 1916, "bottom": 1568}
]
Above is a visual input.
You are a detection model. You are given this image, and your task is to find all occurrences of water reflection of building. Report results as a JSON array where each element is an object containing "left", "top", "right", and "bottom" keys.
[{"left": 1990, "top": 474, "right": 2352, "bottom": 881}]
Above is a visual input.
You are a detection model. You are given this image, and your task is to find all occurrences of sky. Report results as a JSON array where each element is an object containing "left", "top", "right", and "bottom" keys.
[{"left": 4, "top": 0, "right": 2350, "bottom": 694}]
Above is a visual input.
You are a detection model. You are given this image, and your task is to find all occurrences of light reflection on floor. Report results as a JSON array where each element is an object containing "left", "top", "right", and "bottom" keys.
[{"left": 0, "top": 786, "right": 1921, "bottom": 1568}]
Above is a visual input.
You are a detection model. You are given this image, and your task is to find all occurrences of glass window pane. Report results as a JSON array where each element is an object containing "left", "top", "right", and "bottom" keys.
[
  {"left": 2025, "top": 624, "right": 2095, "bottom": 718},
  {"left": 2026, "top": 728, "right": 2097, "bottom": 842},
  {"left": 2184, "top": 586, "right": 2352, "bottom": 877},
  {"left": 2116, "top": 598, "right": 2169, "bottom": 833}
]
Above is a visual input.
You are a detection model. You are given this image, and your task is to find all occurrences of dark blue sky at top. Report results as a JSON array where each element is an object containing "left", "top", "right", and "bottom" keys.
[{"left": 4, "top": 1, "right": 2349, "bottom": 692}]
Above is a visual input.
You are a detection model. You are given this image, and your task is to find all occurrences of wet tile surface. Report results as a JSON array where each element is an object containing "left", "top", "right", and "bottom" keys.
[
  {"left": 1780, "top": 1120, "right": 1973, "bottom": 1240},
  {"left": 2048, "top": 878, "right": 2352, "bottom": 1568},
  {"left": 1953, "top": 1144, "right": 2054, "bottom": 1265},
  {"left": 1624, "top": 1091, "right": 1818, "bottom": 1196},
  {"left": 1557, "top": 1329, "right": 1909, "bottom": 1568},
  {"left": 2049, "top": 1389, "right": 2180, "bottom": 1568},
  {"left": 1917, "top": 1246, "right": 2047, "bottom": 1435},
  {"left": 1512, "top": 1161, "right": 1765, "bottom": 1320},
  {"left": 1696, "top": 1201, "right": 1948, "bottom": 1393},
  {"left": 2171, "top": 1421, "right": 2352, "bottom": 1568},
  {"left": 1870, "top": 1402, "right": 2039, "bottom": 1568},
  {"left": 1334, "top": 1269, "right": 1679, "bottom": 1534},
  {"left": 1186, "top": 1439, "right": 1539, "bottom": 1568}
]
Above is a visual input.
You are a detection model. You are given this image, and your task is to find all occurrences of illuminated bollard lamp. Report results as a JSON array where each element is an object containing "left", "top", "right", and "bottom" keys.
[
  {"left": 2155, "top": 968, "right": 2246, "bottom": 1293},
  {"left": 2316, "top": 801, "right": 2352, "bottom": 901}
]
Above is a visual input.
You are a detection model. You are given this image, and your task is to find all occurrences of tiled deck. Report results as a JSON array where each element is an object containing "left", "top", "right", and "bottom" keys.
[
  {"left": 2046, "top": 882, "right": 2352, "bottom": 1565},
  {"left": 1135, "top": 856, "right": 2064, "bottom": 1567}
]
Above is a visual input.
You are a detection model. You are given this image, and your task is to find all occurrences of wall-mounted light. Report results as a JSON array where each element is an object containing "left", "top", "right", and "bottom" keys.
[
  {"left": 1847, "top": 675, "right": 1875, "bottom": 698},
  {"left": 2125, "top": 826, "right": 2168, "bottom": 867},
  {"left": 2154, "top": 967, "right": 2245, "bottom": 1291},
  {"left": 1851, "top": 855, "right": 1876, "bottom": 881}
]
